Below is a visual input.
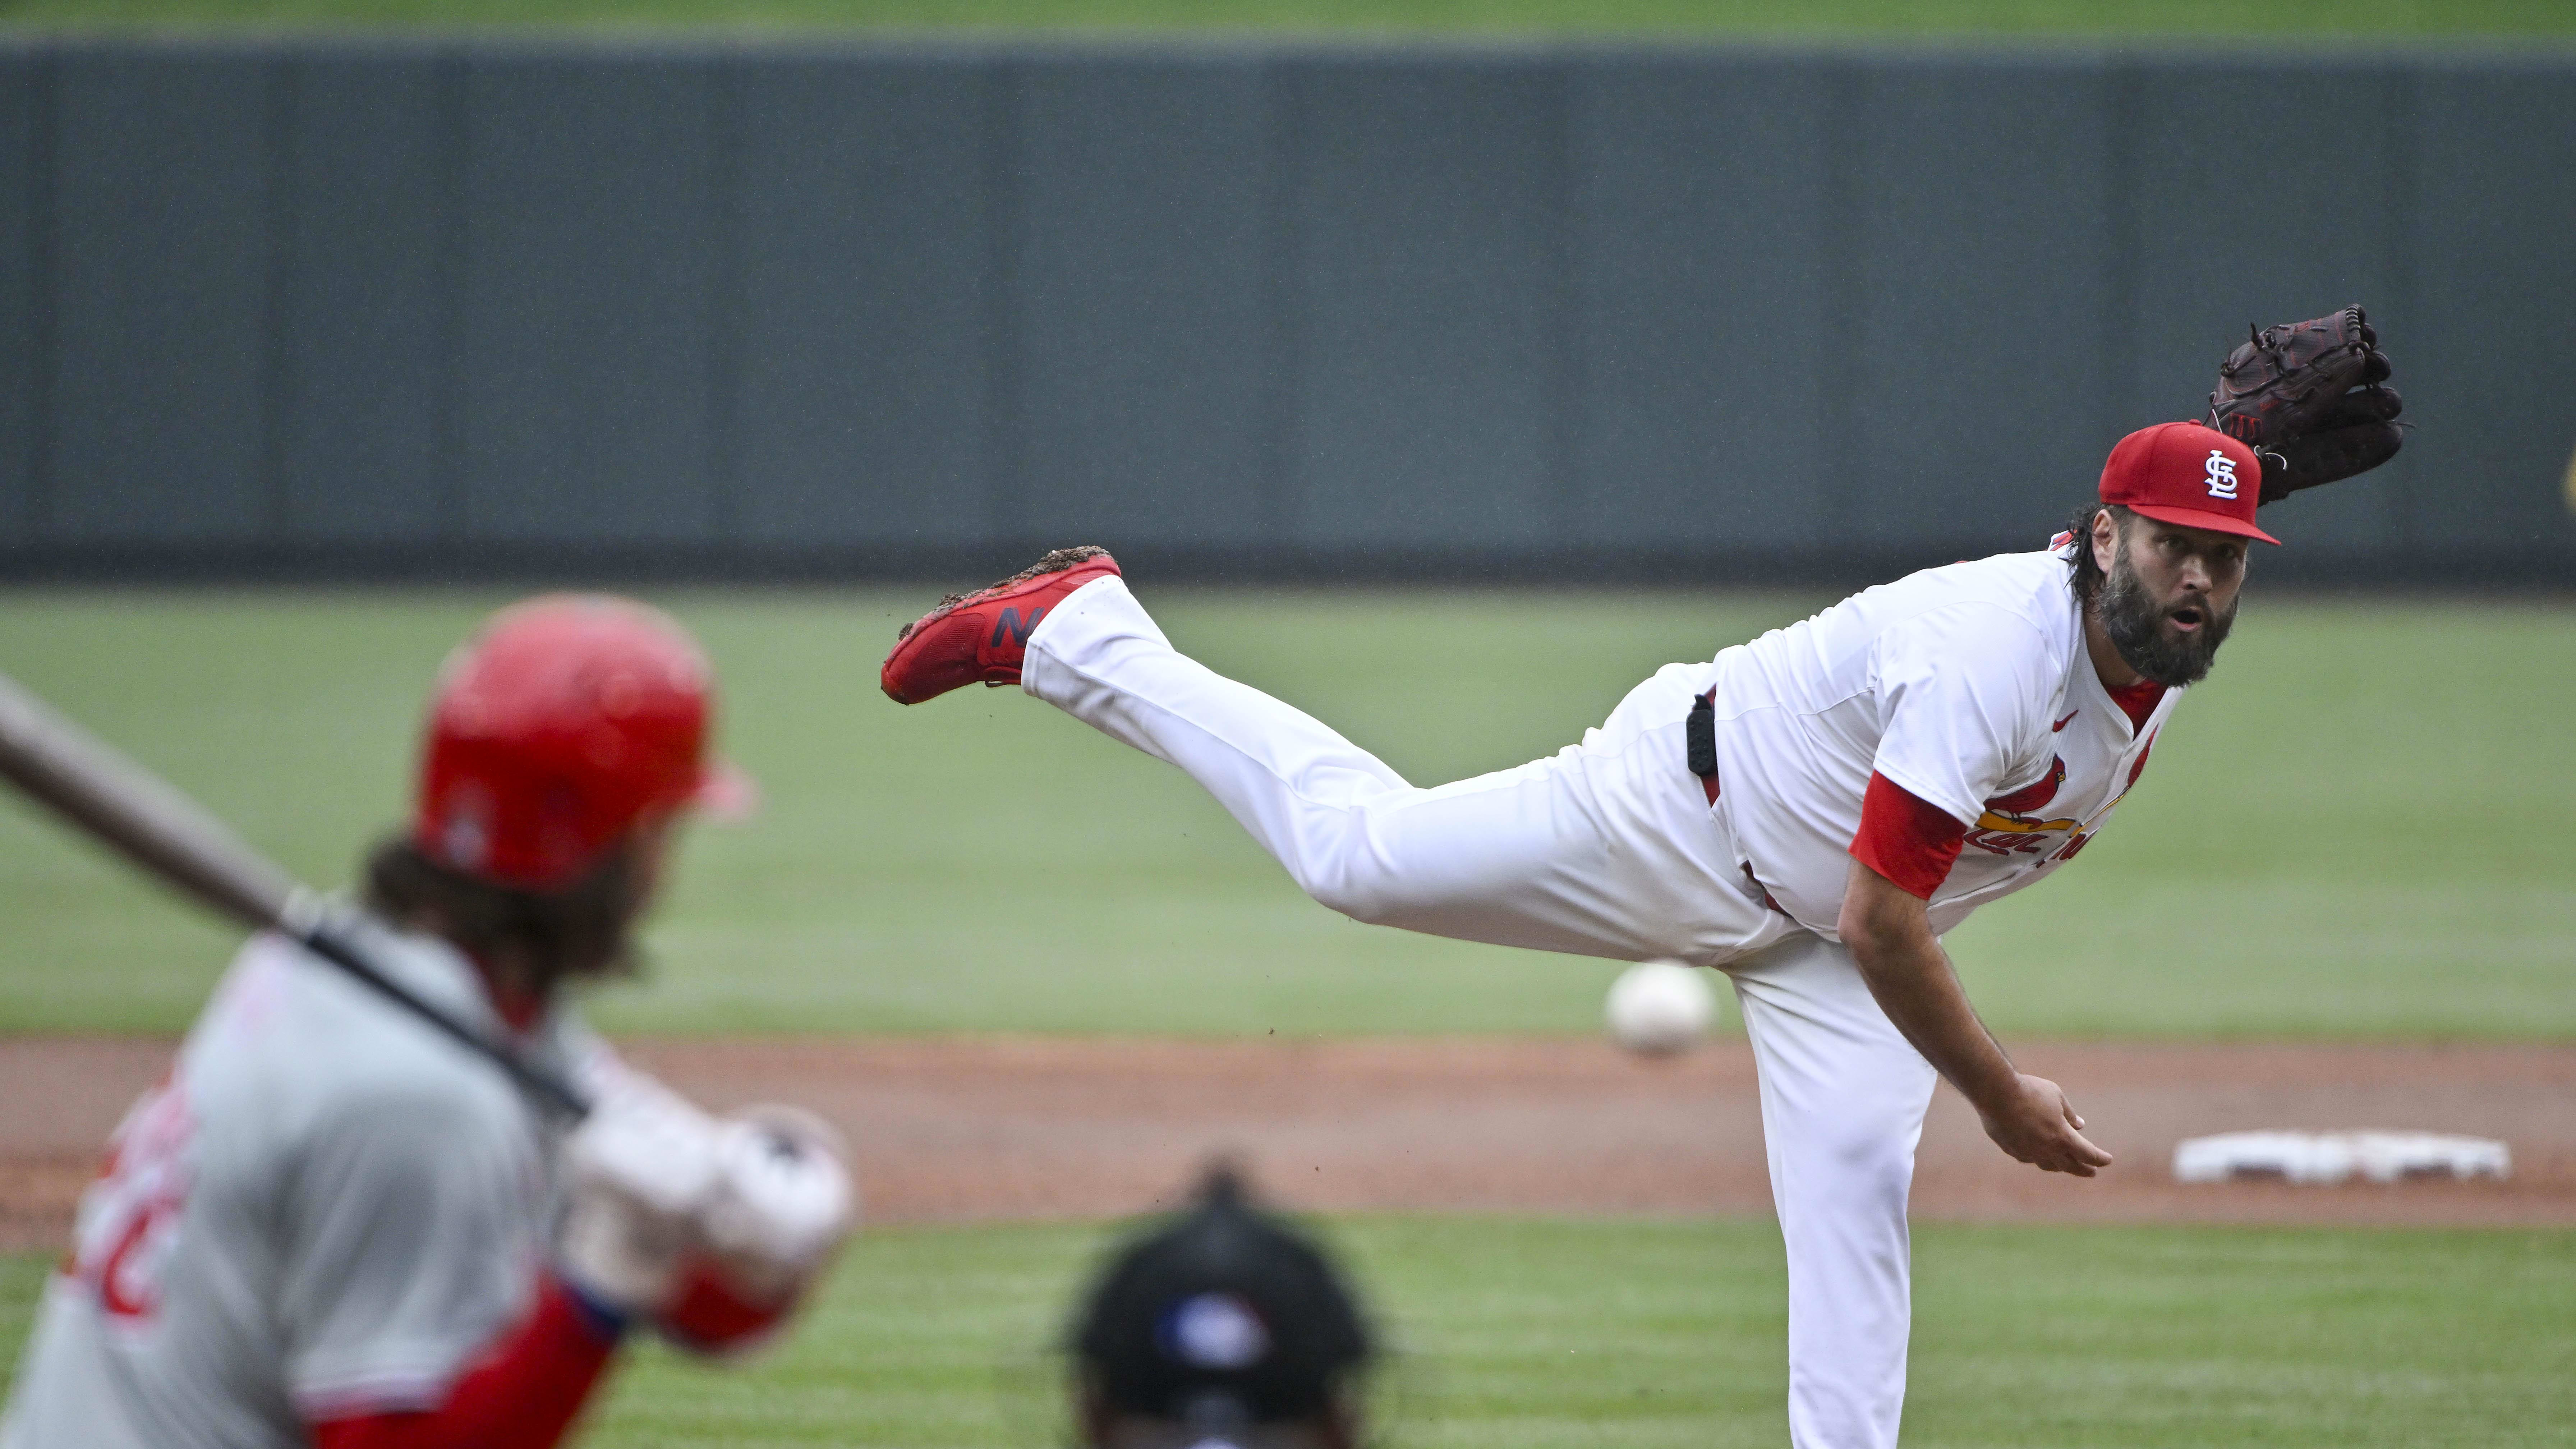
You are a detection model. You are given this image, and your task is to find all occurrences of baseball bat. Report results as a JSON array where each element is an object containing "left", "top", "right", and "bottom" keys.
[{"left": 0, "top": 668, "right": 591, "bottom": 1122}]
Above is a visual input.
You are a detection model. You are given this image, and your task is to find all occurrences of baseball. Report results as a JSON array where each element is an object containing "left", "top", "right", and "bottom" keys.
[{"left": 1604, "top": 960, "right": 1717, "bottom": 1056}]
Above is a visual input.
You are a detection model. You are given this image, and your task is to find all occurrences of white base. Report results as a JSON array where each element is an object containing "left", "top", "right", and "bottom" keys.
[{"left": 2173, "top": 1131, "right": 2511, "bottom": 1185}]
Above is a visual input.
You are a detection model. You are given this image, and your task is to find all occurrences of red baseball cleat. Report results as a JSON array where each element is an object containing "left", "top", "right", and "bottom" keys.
[{"left": 880, "top": 546, "right": 1122, "bottom": 704}]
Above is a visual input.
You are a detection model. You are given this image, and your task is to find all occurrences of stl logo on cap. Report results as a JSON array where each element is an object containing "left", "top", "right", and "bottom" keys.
[{"left": 2203, "top": 449, "right": 2239, "bottom": 500}]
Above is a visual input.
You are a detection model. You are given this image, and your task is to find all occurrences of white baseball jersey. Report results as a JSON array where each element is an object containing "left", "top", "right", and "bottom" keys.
[
  {"left": 0, "top": 919, "right": 602, "bottom": 1449},
  {"left": 1707, "top": 544, "right": 2176, "bottom": 939}
]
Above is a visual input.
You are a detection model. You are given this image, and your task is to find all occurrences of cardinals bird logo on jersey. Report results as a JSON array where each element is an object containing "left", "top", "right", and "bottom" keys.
[{"left": 1963, "top": 758, "right": 2081, "bottom": 856}]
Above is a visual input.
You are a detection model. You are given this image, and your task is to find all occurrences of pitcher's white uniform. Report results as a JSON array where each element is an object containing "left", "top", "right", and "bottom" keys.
[
  {"left": 1, "top": 919, "right": 595, "bottom": 1449},
  {"left": 1015, "top": 540, "right": 2170, "bottom": 1449}
]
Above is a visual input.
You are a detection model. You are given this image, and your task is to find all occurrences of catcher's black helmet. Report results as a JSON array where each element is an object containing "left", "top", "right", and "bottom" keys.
[{"left": 1070, "top": 1165, "right": 1374, "bottom": 1440}]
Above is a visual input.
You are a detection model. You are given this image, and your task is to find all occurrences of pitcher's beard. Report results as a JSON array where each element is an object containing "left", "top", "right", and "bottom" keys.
[{"left": 2096, "top": 555, "right": 2235, "bottom": 687}]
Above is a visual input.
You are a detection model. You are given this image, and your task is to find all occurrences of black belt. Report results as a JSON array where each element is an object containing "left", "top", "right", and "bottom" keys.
[
  {"left": 1687, "top": 687, "right": 1719, "bottom": 805},
  {"left": 1688, "top": 687, "right": 1790, "bottom": 917}
]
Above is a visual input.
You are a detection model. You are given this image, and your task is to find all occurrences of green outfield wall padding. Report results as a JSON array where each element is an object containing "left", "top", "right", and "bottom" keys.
[
  {"left": 1020, "top": 58, "right": 1278, "bottom": 547},
  {"left": 47, "top": 49, "right": 274, "bottom": 544},
  {"left": 0, "top": 50, "right": 37, "bottom": 548},
  {"left": 278, "top": 52, "right": 457, "bottom": 543},
  {"left": 0, "top": 38, "right": 2571, "bottom": 582},
  {"left": 1572, "top": 55, "right": 1835, "bottom": 552},
  {"left": 734, "top": 57, "right": 998, "bottom": 549}
]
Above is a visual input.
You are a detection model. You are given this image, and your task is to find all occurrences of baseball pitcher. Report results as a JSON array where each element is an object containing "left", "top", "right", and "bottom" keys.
[
  {"left": 878, "top": 312, "right": 2401, "bottom": 1448},
  {"left": 1, "top": 597, "right": 855, "bottom": 1449}
]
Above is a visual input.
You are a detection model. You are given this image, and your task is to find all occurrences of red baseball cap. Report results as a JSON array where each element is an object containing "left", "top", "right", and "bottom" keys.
[
  {"left": 411, "top": 595, "right": 753, "bottom": 892},
  {"left": 2098, "top": 422, "right": 2279, "bottom": 546}
]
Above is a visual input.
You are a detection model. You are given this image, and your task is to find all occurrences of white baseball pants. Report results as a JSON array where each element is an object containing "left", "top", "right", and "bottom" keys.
[{"left": 1021, "top": 576, "right": 1939, "bottom": 1449}]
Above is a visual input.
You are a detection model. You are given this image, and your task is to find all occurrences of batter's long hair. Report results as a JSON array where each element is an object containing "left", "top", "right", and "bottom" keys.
[{"left": 362, "top": 836, "right": 645, "bottom": 988}]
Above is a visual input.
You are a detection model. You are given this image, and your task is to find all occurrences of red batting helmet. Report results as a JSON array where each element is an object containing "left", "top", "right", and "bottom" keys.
[{"left": 411, "top": 595, "right": 749, "bottom": 892}]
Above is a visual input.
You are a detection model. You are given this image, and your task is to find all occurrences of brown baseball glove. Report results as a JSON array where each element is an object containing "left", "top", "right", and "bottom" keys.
[{"left": 2205, "top": 304, "right": 2405, "bottom": 503}]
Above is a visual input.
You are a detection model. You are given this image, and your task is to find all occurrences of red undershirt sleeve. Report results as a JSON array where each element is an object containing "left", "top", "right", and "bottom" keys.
[
  {"left": 307, "top": 1278, "right": 621, "bottom": 1449},
  {"left": 1849, "top": 771, "right": 1970, "bottom": 901}
]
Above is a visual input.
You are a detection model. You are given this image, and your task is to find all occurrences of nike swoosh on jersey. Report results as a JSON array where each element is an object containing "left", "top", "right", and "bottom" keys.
[{"left": 2052, "top": 710, "right": 2079, "bottom": 731}]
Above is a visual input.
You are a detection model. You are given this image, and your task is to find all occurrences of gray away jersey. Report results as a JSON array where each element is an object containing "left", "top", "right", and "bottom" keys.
[{"left": 0, "top": 920, "right": 601, "bottom": 1449}]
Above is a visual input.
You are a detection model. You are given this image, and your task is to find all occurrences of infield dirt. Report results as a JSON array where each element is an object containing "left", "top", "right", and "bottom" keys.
[{"left": 4, "top": 1036, "right": 2570, "bottom": 1252}]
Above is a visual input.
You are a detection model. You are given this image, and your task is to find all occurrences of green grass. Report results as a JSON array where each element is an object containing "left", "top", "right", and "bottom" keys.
[
  {"left": 5, "top": 0, "right": 2576, "bottom": 34},
  {"left": 5, "top": 1219, "right": 2574, "bottom": 1445},
  {"left": 2, "top": 587, "right": 2572, "bottom": 1039}
]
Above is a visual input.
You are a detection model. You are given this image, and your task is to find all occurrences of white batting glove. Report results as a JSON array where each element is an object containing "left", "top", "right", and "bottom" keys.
[
  {"left": 704, "top": 1105, "right": 858, "bottom": 1300},
  {"left": 557, "top": 1081, "right": 727, "bottom": 1319},
  {"left": 657, "top": 1105, "right": 857, "bottom": 1355}
]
